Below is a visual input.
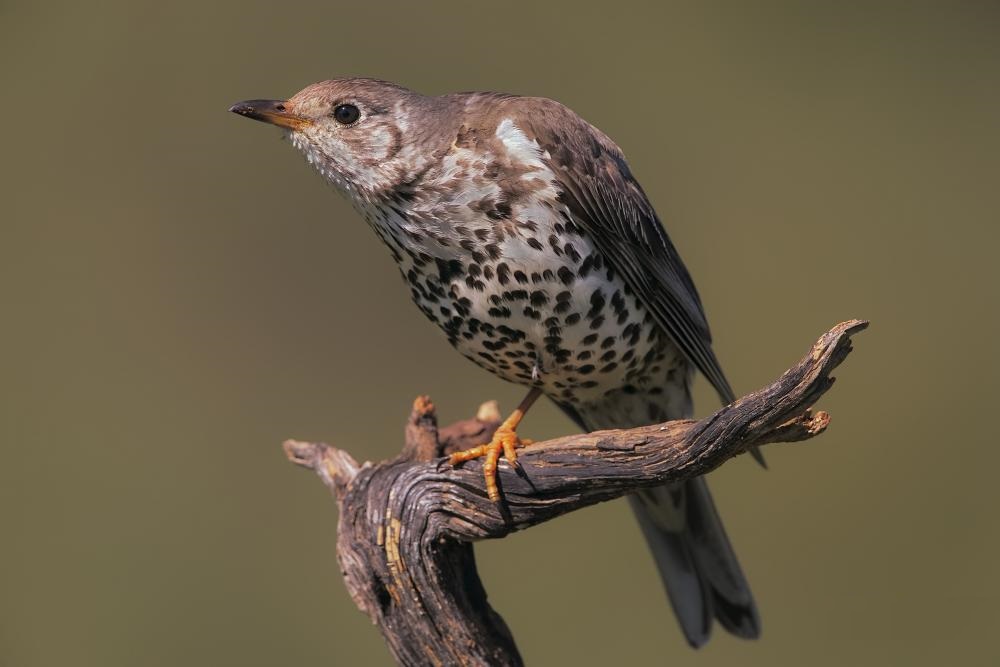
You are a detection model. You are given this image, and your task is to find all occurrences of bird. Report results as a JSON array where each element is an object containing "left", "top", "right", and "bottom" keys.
[{"left": 230, "top": 78, "right": 761, "bottom": 647}]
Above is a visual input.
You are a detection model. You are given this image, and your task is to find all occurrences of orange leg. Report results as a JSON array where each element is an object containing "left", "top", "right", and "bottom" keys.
[{"left": 449, "top": 387, "right": 543, "bottom": 503}]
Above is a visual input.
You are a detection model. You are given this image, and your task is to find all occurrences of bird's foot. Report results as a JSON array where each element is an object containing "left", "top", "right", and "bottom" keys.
[{"left": 448, "top": 425, "right": 531, "bottom": 503}]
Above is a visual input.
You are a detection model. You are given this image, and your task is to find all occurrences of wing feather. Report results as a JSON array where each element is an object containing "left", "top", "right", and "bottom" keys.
[{"left": 523, "top": 106, "right": 737, "bottom": 406}]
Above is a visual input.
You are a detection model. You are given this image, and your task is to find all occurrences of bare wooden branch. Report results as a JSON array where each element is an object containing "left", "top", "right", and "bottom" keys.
[{"left": 284, "top": 319, "right": 867, "bottom": 666}]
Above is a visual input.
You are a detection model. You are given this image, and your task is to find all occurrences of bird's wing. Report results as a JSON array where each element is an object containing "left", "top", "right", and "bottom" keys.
[{"left": 522, "top": 106, "right": 736, "bottom": 406}]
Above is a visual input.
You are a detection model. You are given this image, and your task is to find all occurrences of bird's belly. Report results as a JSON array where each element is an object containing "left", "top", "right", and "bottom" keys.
[
  {"left": 364, "top": 195, "right": 686, "bottom": 406},
  {"left": 402, "top": 241, "right": 678, "bottom": 406}
]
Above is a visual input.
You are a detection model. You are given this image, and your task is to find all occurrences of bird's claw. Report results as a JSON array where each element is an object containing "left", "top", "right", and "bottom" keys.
[{"left": 449, "top": 426, "right": 528, "bottom": 503}]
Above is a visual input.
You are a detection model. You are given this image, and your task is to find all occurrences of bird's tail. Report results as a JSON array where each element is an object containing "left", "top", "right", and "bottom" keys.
[{"left": 629, "top": 477, "right": 761, "bottom": 647}]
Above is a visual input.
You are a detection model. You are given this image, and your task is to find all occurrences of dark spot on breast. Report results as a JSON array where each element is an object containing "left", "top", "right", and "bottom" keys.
[
  {"left": 526, "top": 237, "right": 544, "bottom": 251},
  {"left": 611, "top": 290, "right": 626, "bottom": 312},
  {"left": 564, "top": 243, "right": 581, "bottom": 263},
  {"left": 530, "top": 290, "right": 548, "bottom": 306},
  {"left": 503, "top": 289, "right": 528, "bottom": 301},
  {"left": 488, "top": 306, "right": 511, "bottom": 318},
  {"left": 557, "top": 266, "right": 575, "bottom": 285},
  {"left": 588, "top": 290, "right": 605, "bottom": 319},
  {"left": 435, "top": 258, "right": 463, "bottom": 283}
]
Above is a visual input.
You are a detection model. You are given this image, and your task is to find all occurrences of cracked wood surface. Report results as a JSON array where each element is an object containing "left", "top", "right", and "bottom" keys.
[{"left": 283, "top": 319, "right": 867, "bottom": 666}]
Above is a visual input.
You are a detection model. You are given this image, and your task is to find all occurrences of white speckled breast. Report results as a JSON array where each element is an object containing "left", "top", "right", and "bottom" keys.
[{"left": 296, "top": 113, "right": 687, "bottom": 412}]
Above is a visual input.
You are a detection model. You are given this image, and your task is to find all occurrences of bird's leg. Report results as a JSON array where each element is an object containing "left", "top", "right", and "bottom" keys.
[{"left": 449, "top": 387, "right": 543, "bottom": 503}]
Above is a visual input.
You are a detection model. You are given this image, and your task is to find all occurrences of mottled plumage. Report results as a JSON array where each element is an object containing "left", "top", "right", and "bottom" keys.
[{"left": 231, "top": 78, "right": 760, "bottom": 647}]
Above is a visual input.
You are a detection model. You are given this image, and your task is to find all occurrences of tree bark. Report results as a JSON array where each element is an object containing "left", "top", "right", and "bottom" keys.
[{"left": 283, "top": 319, "right": 867, "bottom": 666}]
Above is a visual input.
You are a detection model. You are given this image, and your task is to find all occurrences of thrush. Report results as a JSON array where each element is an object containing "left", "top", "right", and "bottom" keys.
[{"left": 231, "top": 78, "right": 761, "bottom": 647}]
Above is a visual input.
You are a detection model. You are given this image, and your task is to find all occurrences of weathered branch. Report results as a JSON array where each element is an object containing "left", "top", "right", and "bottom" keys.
[{"left": 283, "top": 319, "right": 867, "bottom": 666}]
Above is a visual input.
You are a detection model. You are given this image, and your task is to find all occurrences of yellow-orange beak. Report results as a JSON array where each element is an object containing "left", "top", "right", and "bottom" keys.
[{"left": 229, "top": 99, "right": 312, "bottom": 131}]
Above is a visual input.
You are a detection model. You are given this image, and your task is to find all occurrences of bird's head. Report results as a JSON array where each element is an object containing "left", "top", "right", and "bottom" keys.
[{"left": 230, "top": 78, "right": 444, "bottom": 198}]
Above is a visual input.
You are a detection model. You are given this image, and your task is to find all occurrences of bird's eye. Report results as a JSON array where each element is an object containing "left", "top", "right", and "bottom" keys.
[{"left": 333, "top": 104, "right": 360, "bottom": 125}]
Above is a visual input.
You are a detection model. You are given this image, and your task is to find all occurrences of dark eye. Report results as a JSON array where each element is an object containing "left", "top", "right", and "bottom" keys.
[{"left": 333, "top": 104, "right": 360, "bottom": 125}]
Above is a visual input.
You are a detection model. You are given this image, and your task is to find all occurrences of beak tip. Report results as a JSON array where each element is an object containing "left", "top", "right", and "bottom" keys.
[{"left": 229, "top": 99, "right": 308, "bottom": 130}]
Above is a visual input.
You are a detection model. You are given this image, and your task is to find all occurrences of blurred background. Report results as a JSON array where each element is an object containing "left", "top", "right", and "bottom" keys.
[{"left": 3, "top": 2, "right": 998, "bottom": 665}]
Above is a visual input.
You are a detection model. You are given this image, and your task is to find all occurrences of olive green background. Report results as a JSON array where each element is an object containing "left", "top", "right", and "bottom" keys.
[{"left": 3, "top": 2, "right": 998, "bottom": 665}]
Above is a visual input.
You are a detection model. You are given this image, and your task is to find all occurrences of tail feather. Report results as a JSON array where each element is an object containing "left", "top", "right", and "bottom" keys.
[
  {"left": 628, "top": 493, "right": 712, "bottom": 647},
  {"left": 631, "top": 479, "right": 760, "bottom": 647},
  {"left": 555, "top": 396, "right": 759, "bottom": 646},
  {"left": 685, "top": 478, "right": 760, "bottom": 638}
]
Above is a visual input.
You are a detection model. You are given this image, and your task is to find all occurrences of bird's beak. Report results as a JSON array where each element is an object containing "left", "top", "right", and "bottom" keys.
[{"left": 229, "top": 99, "right": 313, "bottom": 131}]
